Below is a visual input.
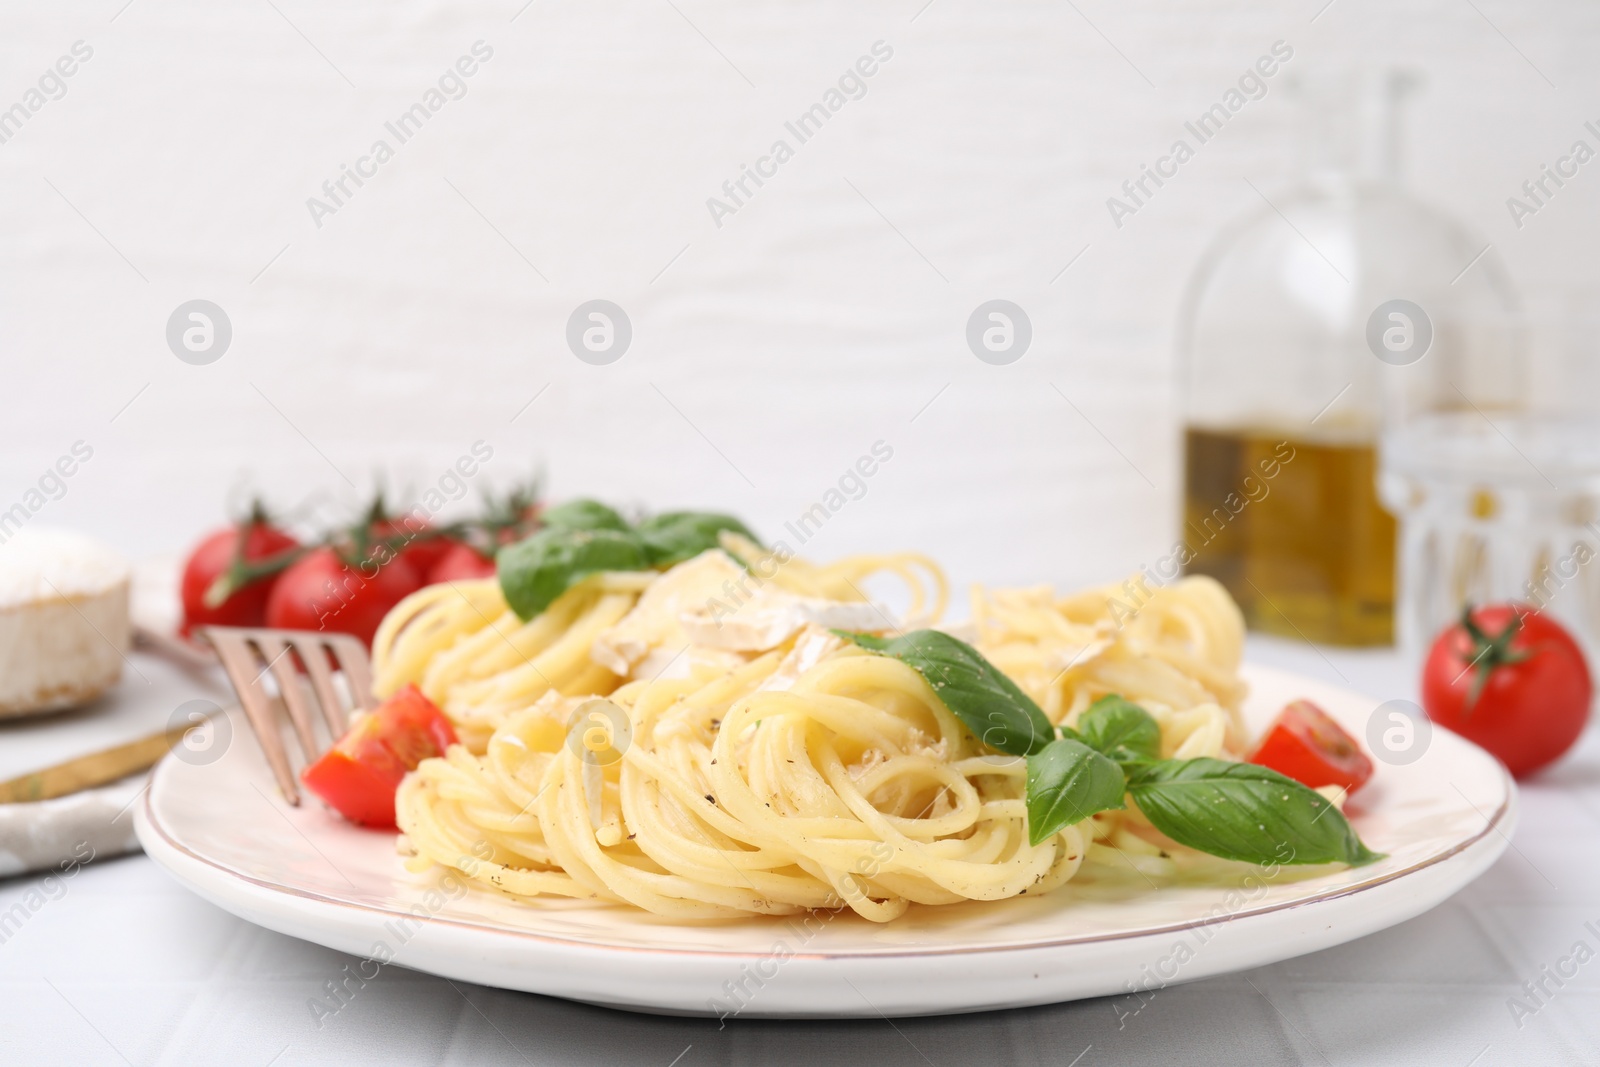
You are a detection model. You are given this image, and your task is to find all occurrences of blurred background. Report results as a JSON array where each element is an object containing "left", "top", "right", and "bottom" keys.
[{"left": 5, "top": 0, "right": 1599, "bottom": 614}]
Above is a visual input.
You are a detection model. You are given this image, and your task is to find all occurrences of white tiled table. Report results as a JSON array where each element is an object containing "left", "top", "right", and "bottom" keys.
[{"left": 2, "top": 638, "right": 1596, "bottom": 1067}]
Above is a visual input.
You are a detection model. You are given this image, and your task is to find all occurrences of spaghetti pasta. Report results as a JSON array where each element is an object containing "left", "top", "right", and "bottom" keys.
[
  {"left": 971, "top": 576, "right": 1248, "bottom": 756},
  {"left": 384, "top": 541, "right": 1251, "bottom": 922}
]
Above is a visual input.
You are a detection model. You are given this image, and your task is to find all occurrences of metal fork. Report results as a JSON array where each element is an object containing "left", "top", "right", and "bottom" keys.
[{"left": 201, "top": 626, "right": 378, "bottom": 805}]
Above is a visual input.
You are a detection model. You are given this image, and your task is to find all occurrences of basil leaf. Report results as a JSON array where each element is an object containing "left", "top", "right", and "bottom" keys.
[
  {"left": 635, "top": 511, "right": 760, "bottom": 567},
  {"left": 497, "top": 527, "right": 648, "bottom": 620},
  {"left": 835, "top": 629, "right": 1055, "bottom": 756},
  {"left": 1026, "top": 739, "right": 1127, "bottom": 846},
  {"left": 1126, "top": 758, "right": 1383, "bottom": 867},
  {"left": 1078, "top": 695, "right": 1161, "bottom": 763},
  {"left": 539, "top": 499, "right": 630, "bottom": 533},
  {"left": 494, "top": 501, "right": 761, "bottom": 619}
]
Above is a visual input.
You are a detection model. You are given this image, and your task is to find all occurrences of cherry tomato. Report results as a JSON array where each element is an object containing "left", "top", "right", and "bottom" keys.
[
  {"left": 1249, "top": 699, "right": 1375, "bottom": 793},
  {"left": 180, "top": 518, "right": 300, "bottom": 636},
  {"left": 300, "top": 684, "right": 458, "bottom": 828},
  {"left": 369, "top": 514, "right": 453, "bottom": 576},
  {"left": 1422, "top": 604, "right": 1592, "bottom": 778},
  {"left": 264, "top": 546, "right": 422, "bottom": 646},
  {"left": 427, "top": 541, "right": 498, "bottom": 583},
  {"left": 500, "top": 501, "right": 542, "bottom": 543}
]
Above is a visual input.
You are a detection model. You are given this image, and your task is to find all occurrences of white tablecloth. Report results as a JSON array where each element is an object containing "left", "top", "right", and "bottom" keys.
[{"left": 2, "top": 638, "right": 1597, "bottom": 1067}]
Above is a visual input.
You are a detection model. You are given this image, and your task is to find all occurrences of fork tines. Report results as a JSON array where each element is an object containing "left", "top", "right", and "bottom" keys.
[{"left": 200, "top": 626, "right": 379, "bottom": 805}]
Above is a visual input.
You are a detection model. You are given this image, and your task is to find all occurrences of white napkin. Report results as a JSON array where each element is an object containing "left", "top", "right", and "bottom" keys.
[{"left": 0, "top": 773, "right": 143, "bottom": 877}]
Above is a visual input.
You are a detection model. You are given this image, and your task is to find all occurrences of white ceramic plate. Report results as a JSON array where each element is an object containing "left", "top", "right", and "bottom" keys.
[{"left": 135, "top": 664, "right": 1513, "bottom": 1018}]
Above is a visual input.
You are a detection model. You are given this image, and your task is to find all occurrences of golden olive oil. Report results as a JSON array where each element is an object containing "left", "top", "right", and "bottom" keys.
[{"left": 1182, "top": 427, "right": 1396, "bottom": 646}]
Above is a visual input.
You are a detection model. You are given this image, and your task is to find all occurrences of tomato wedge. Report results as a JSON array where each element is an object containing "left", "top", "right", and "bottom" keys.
[
  {"left": 1248, "top": 699, "right": 1374, "bottom": 794},
  {"left": 300, "top": 685, "right": 457, "bottom": 828}
]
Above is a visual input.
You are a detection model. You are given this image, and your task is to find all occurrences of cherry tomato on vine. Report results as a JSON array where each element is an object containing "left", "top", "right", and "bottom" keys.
[
  {"left": 264, "top": 546, "right": 422, "bottom": 646},
  {"left": 179, "top": 516, "right": 300, "bottom": 635},
  {"left": 1422, "top": 604, "right": 1592, "bottom": 778},
  {"left": 427, "top": 541, "right": 498, "bottom": 583},
  {"left": 498, "top": 501, "right": 542, "bottom": 544},
  {"left": 367, "top": 513, "right": 453, "bottom": 576}
]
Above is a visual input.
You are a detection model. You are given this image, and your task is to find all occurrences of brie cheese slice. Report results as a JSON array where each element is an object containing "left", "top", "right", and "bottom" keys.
[
  {"left": 757, "top": 626, "right": 845, "bottom": 692},
  {"left": 679, "top": 587, "right": 897, "bottom": 652},
  {"left": 590, "top": 550, "right": 747, "bottom": 677}
]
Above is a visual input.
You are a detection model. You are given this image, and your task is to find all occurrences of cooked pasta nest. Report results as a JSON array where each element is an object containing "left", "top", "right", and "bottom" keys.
[{"left": 374, "top": 534, "right": 1248, "bottom": 921}]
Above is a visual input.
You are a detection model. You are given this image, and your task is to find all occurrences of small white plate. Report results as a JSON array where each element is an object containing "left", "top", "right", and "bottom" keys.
[{"left": 135, "top": 664, "right": 1513, "bottom": 1018}]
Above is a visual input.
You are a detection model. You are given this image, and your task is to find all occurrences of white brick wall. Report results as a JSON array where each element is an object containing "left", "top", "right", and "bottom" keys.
[{"left": 2, "top": 0, "right": 1595, "bottom": 596}]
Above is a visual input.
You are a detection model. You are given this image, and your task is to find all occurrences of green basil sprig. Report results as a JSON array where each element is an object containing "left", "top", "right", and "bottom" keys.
[
  {"left": 496, "top": 502, "right": 758, "bottom": 620},
  {"left": 834, "top": 629, "right": 1054, "bottom": 756},
  {"left": 1025, "top": 739, "right": 1126, "bottom": 846},
  {"left": 837, "top": 629, "right": 1383, "bottom": 867},
  {"left": 1076, "top": 694, "right": 1161, "bottom": 763},
  {"left": 497, "top": 528, "right": 647, "bottom": 620},
  {"left": 538, "top": 498, "right": 630, "bottom": 533},
  {"left": 635, "top": 511, "right": 759, "bottom": 568},
  {"left": 1125, "top": 758, "right": 1381, "bottom": 867}
]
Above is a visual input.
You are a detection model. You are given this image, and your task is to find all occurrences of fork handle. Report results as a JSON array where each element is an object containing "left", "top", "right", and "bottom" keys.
[{"left": 133, "top": 623, "right": 217, "bottom": 670}]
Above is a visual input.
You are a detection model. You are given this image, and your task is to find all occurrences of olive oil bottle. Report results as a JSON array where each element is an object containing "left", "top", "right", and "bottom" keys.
[
  {"left": 1176, "top": 70, "right": 1521, "bottom": 647},
  {"left": 1183, "top": 427, "right": 1397, "bottom": 645}
]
